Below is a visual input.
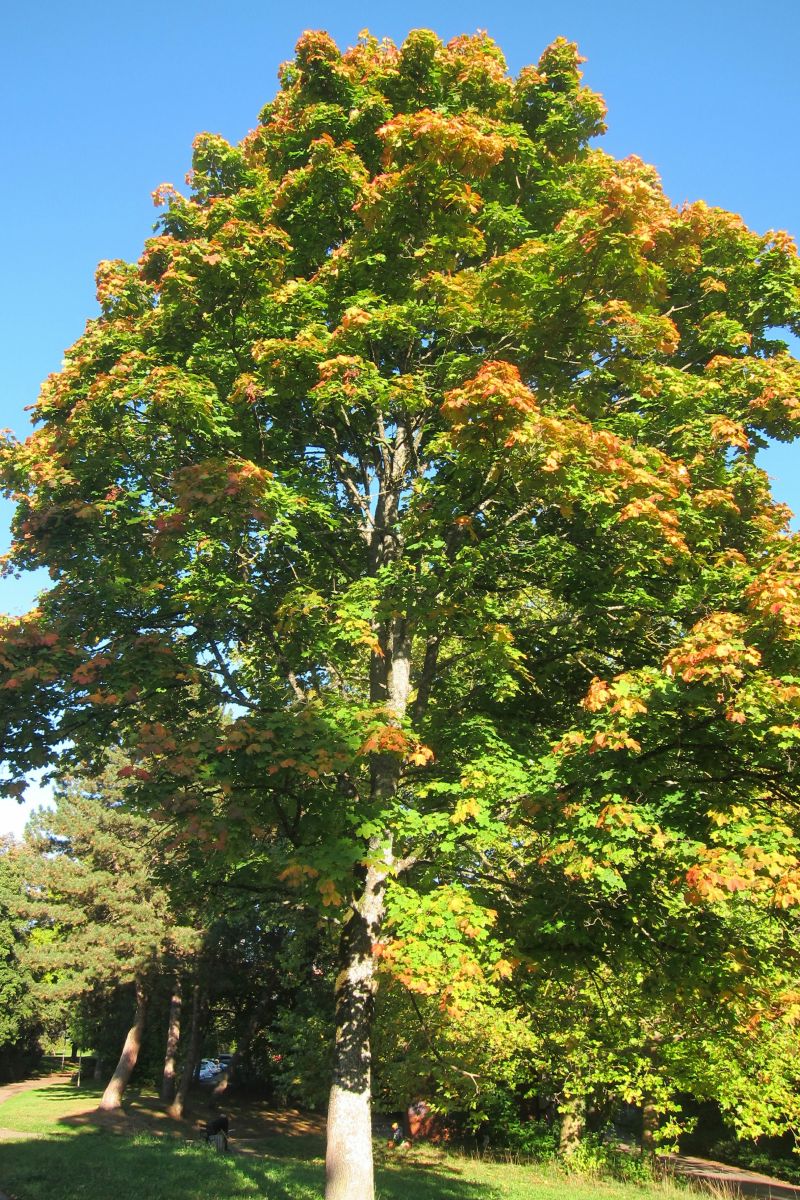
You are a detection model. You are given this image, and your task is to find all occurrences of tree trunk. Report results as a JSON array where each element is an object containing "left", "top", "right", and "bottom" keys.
[
  {"left": 169, "top": 981, "right": 202, "bottom": 1119},
  {"left": 641, "top": 1099, "right": 658, "bottom": 1155},
  {"left": 226, "top": 1007, "right": 264, "bottom": 1083},
  {"left": 160, "top": 976, "right": 182, "bottom": 1104},
  {"left": 325, "top": 856, "right": 390, "bottom": 1200},
  {"left": 640, "top": 1036, "right": 663, "bottom": 1155},
  {"left": 324, "top": 454, "right": 413, "bottom": 1200},
  {"left": 559, "top": 1099, "right": 586, "bottom": 1159},
  {"left": 98, "top": 978, "right": 147, "bottom": 1111}
]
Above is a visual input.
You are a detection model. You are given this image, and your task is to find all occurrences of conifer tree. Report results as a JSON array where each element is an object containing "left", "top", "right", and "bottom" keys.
[
  {"left": 0, "top": 838, "right": 39, "bottom": 1079},
  {"left": 19, "top": 767, "right": 199, "bottom": 1109}
]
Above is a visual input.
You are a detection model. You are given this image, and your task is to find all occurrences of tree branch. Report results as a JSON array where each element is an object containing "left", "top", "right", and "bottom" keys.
[{"left": 207, "top": 642, "right": 258, "bottom": 710}]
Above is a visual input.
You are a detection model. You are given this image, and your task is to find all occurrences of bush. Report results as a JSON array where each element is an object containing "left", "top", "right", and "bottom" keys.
[
  {"left": 564, "top": 1133, "right": 654, "bottom": 1185},
  {"left": 470, "top": 1090, "right": 559, "bottom": 1158}
]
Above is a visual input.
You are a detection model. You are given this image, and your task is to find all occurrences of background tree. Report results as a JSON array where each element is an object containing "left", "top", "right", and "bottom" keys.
[
  {"left": 18, "top": 764, "right": 201, "bottom": 1110},
  {"left": 2, "top": 27, "right": 800, "bottom": 1200},
  {"left": 0, "top": 837, "right": 40, "bottom": 1081},
  {"left": 200, "top": 900, "right": 336, "bottom": 1105},
  {"left": 372, "top": 818, "right": 800, "bottom": 1154}
]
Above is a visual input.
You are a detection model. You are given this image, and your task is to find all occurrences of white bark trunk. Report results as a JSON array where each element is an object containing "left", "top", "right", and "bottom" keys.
[
  {"left": 325, "top": 851, "right": 392, "bottom": 1200},
  {"left": 324, "top": 429, "right": 412, "bottom": 1199},
  {"left": 326, "top": 1083, "right": 375, "bottom": 1200}
]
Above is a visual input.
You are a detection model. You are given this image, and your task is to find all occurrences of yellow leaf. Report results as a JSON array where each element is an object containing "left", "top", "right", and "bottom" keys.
[{"left": 451, "top": 797, "right": 481, "bottom": 824}]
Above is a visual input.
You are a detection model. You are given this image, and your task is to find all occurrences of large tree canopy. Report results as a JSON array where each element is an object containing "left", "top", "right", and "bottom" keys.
[{"left": 2, "top": 28, "right": 800, "bottom": 1199}]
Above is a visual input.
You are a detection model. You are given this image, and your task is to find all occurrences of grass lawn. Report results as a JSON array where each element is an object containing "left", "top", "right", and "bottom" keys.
[{"left": 0, "top": 1081, "right": 691, "bottom": 1200}]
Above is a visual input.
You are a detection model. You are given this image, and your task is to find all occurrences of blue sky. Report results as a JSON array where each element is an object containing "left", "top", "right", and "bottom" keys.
[{"left": 1, "top": 1, "right": 799, "bottom": 832}]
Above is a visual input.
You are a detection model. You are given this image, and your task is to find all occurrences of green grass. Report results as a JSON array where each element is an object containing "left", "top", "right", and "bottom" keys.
[
  {"left": 0, "top": 1082, "right": 691, "bottom": 1200},
  {"left": 0, "top": 1083, "right": 105, "bottom": 1135}
]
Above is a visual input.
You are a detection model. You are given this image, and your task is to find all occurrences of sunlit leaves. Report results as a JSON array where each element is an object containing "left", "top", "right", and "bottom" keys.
[{"left": 1, "top": 24, "right": 800, "bottom": 1148}]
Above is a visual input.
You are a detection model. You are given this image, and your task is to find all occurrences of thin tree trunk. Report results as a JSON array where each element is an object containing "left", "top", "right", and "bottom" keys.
[
  {"left": 169, "top": 982, "right": 201, "bottom": 1119},
  {"left": 641, "top": 1036, "right": 662, "bottom": 1155},
  {"left": 227, "top": 1006, "right": 264, "bottom": 1083},
  {"left": 160, "top": 976, "right": 182, "bottom": 1104},
  {"left": 98, "top": 977, "right": 148, "bottom": 1111},
  {"left": 326, "top": 637, "right": 410, "bottom": 1198}
]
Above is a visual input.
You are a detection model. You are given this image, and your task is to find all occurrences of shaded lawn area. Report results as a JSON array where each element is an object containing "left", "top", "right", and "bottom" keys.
[{"left": 0, "top": 1082, "right": 688, "bottom": 1200}]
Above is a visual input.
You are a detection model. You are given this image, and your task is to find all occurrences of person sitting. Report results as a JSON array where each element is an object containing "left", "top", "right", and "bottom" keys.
[
  {"left": 387, "top": 1121, "right": 411, "bottom": 1150},
  {"left": 204, "top": 1114, "right": 229, "bottom": 1152}
]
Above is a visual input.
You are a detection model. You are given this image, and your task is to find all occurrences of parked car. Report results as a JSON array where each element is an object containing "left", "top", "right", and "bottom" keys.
[{"left": 197, "top": 1058, "right": 225, "bottom": 1083}]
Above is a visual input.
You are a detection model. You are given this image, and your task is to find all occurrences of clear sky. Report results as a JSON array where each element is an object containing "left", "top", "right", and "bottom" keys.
[{"left": 1, "top": 0, "right": 799, "bottom": 834}]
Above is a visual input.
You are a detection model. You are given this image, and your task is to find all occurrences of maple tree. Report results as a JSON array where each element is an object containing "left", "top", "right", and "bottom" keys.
[
  {"left": 2, "top": 27, "right": 800, "bottom": 1197},
  {"left": 372, "top": 775, "right": 800, "bottom": 1151}
]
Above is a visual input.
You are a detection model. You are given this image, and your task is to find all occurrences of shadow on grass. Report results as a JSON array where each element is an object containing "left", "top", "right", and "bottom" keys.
[
  {"left": 0, "top": 1081, "right": 496, "bottom": 1199},
  {"left": 23, "top": 1084, "right": 100, "bottom": 1101},
  {"left": 0, "top": 1125, "right": 495, "bottom": 1200},
  {"left": 15, "top": 1085, "right": 85, "bottom": 1099},
  {"left": 0, "top": 1128, "right": 320, "bottom": 1200},
  {"left": 374, "top": 1155, "right": 501, "bottom": 1200}
]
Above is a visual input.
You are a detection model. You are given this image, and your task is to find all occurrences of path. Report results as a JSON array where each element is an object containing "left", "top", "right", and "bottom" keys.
[
  {"left": 662, "top": 1151, "right": 800, "bottom": 1199},
  {"left": 0, "top": 1071, "right": 72, "bottom": 1107},
  {"left": 0, "top": 1072, "right": 73, "bottom": 1142}
]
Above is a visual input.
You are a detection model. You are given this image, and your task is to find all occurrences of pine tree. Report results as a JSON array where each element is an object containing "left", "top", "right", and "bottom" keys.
[
  {"left": 0, "top": 837, "right": 39, "bottom": 1080},
  {"left": 19, "top": 765, "right": 200, "bottom": 1109}
]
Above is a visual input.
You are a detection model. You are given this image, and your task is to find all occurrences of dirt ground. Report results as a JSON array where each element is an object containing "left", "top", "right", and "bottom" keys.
[{"left": 0, "top": 1072, "right": 325, "bottom": 1146}]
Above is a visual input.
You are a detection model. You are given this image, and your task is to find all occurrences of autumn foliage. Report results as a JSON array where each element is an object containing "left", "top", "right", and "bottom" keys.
[{"left": 2, "top": 25, "right": 800, "bottom": 1190}]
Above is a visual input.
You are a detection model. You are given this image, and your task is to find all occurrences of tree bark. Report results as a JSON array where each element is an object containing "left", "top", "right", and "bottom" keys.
[
  {"left": 326, "top": 640, "right": 409, "bottom": 1198},
  {"left": 559, "top": 1099, "right": 586, "bottom": 1159},
  {"left": 640, "top": 1037, "right": 662, "bottom": 1155},
  {"left": 169, "top": 981, "right": 202, "bottom": 1119},
  {"left": 98, "top": 977, "right": 148, "bottom": 1111},
  {"left": 160, "top": 976, "right": 182, "bottom": 1104},
  {"left": 325, "top": 855, "right": 391, "bottom": 1200},
  {"left": 641, "top": 1098, "right": 658, "bottom": 1155},
  {"left": 325, "top": 440, "right": 413, "bottom": 1200}
]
